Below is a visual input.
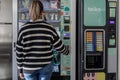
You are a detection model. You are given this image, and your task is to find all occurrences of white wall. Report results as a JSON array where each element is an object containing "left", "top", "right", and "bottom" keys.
[{"left": 0, "top": 0, "right": 12, "bottom": 22}]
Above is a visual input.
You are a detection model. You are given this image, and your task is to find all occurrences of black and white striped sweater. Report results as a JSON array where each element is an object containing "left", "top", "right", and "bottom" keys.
[{"left": 16, "top": 20, "right": 69, "bottom": 73}]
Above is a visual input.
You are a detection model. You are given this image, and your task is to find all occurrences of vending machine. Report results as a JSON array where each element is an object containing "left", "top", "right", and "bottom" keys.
[
  {"left": 77, "top": 0, "right": 118, "bottom": 80},
  {"left": 12, "top": 0, "right": 76, "bottom": 80}
]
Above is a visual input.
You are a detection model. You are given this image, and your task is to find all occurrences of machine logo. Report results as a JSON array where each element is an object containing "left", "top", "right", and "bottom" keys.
[{"left": 88, "top": 7, "right": 102, "bottom": 12}]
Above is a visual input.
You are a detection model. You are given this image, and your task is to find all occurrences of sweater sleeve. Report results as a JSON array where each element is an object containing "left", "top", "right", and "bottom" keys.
[
  {"left": 16, "top": 30, "right": 24, "bottom": 73},
  {"left": 52, "top": 29, "right": 69, "bottom": 55}
]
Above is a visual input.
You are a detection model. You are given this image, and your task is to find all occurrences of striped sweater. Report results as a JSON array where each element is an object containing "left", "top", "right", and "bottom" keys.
[{"left": 16, "top": 20, "right": 69, "bottom": 73}]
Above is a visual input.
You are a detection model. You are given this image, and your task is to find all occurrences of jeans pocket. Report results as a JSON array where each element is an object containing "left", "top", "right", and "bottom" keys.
[
  {"left": 42, "top": 62, "right": 53, "bottom": 74},
  {"left": 24, "top": 73, "right": 37, "bottom": 80}
]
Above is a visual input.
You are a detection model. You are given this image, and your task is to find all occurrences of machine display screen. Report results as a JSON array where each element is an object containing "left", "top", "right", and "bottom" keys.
[
  {"left": 109, "top": 20, "right": 115, "bottom": 24},
  {"left": 84, "top": 0, "right": 106, "bottom": 26}
]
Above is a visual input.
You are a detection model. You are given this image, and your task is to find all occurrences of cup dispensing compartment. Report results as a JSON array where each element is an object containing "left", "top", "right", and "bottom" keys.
[
  {"left": 84, "top": 29, "right": 105, "bottom": 70},
  {"left": 86, "top": 55, "right": 103, "bottom": 69}
]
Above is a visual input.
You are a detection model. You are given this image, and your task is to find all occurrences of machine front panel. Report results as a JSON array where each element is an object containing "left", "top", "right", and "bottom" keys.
[{"left": 77, "top": 0, "right": 118, "bottom": 80}]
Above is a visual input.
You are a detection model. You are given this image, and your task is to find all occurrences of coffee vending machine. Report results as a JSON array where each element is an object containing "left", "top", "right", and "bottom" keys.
[
  {"left": 12, "top": 0, "right": 76, "bottom": 80},
  {"left": 77, "top": 0, "right": 118, "bottom": 80}
]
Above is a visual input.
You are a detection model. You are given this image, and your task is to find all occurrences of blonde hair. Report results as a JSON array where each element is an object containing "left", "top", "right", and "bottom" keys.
[{"left": 29, "top": 0, "right": 43, "bottom": 21}]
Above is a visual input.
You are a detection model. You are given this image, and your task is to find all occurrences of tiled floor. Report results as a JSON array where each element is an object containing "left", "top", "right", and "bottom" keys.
[{"left": 0, "top": 55, "right": 12, "bottom": 80}]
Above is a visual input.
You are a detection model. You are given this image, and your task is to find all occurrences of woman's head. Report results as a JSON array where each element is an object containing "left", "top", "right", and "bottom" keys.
[{"left": 29, "top": 0, "right": 44, "bottom": 21}]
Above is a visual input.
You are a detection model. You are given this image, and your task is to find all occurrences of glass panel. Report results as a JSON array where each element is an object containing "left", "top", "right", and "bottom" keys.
[
  {"left": 18, "top": 0, "right": 71, "bottom": 80},
  {"left": 86, "top": 31, "right": 103, "bottom": 52}
]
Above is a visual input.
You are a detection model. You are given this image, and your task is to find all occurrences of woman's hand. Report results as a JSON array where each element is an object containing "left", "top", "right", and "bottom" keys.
[{"left": 19, "top": 73, "right": 24, "bottom": 80}]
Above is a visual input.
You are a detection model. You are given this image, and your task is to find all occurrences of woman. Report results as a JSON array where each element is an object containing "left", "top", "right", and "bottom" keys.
[{"left": 16, "top": 0, "right": 69, "bottom": 80}]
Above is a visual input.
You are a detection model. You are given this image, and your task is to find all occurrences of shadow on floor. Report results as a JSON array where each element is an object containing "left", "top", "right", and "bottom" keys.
[{"left": 0, "top": 55, "right": 12, "bottom": 80}]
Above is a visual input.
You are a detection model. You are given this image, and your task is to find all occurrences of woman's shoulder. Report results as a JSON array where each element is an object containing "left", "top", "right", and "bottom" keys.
[
  {"left": 19, "top": 21, "right": 55, "bottom": 31},
  {"left": 41, "top": 21, "right": 53, "bottom": 27},
  {"left": 18, "top": 22, "right": 32, "bottom": 32}
]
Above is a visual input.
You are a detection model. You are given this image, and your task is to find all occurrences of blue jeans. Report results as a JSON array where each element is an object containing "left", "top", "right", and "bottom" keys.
[{"left": 24, "top": 62, "right": 53, "bottom": 80}]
